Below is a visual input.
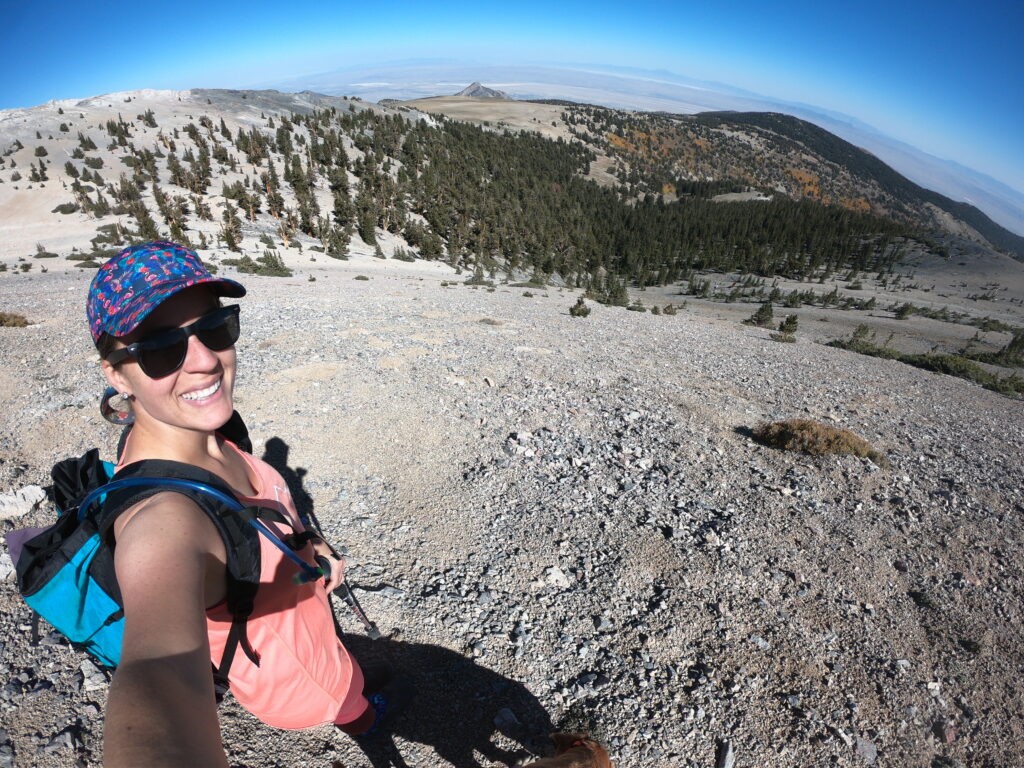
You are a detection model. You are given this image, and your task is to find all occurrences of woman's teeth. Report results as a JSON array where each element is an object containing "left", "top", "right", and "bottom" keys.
[{"left": 181, "top": 379, "right": 221, "bottom": 401}]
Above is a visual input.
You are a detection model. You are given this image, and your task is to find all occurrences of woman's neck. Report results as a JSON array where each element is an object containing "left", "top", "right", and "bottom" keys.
[{"left": 120, "top": 417, "right": 227, "bottom": 467}]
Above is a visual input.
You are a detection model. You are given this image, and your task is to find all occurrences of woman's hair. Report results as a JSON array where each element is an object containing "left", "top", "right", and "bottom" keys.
[{"left": 96, "top": 332, "right": 118, "bottom": 360}]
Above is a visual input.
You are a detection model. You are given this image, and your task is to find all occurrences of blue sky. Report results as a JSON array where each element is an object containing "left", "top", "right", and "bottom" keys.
[{"left": 3, "top": 0, "right": 1022, "bottom": 195}]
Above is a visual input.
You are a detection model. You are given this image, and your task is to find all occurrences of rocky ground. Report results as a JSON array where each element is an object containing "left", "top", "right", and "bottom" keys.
[{"left": 1, "top": 259, "right": 1022, "bottom": 768}]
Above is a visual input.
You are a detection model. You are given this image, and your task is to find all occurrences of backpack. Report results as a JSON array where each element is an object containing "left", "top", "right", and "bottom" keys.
[{"left": 8, "top": 413, "right": 322, "bottom": 691}]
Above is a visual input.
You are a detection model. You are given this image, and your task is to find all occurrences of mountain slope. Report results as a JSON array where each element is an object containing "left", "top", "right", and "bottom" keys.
[{"left": 694, "top": 112, "right": 1024, "bottom": 258}]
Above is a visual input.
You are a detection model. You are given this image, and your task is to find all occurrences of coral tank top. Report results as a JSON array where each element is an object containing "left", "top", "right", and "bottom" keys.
[{"left": 117, "top": 435, "right": 363, "bottom": 729}]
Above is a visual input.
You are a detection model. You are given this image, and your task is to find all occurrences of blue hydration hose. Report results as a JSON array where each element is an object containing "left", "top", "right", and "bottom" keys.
[{"left": 76, "top": 476, "right": 324, "bottom": 584}]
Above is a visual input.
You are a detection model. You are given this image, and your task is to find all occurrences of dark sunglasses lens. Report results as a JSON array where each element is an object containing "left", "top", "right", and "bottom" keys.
[
  {"left": 138, "top": 339, "right": 188, "bottom": 378},
  {"left": 196, "top": 311, "right": 240, "bottom": 351}
]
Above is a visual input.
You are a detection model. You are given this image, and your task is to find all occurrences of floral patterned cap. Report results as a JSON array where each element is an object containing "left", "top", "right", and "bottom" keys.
[{"left": 87, "top": 241, "right": 245, "bottom": 344}]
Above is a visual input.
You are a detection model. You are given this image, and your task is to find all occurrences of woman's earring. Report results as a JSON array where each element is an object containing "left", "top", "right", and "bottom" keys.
[{"left": 100, "top": 386, "right": 135, "bottom": 425}]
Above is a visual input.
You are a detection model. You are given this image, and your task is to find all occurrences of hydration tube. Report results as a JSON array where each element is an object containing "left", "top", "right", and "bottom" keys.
[{"left": 76, "top": 476, "right": 323, "bottom": 584}]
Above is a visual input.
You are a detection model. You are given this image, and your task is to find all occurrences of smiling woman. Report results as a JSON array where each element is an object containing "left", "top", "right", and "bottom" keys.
[{"left": 81, "top": 242, "right": 397, "bottom": 767}]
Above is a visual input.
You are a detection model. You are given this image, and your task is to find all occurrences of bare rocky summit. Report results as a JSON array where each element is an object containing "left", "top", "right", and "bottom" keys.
[
  {"left": 0, "top": 260, "right": 1022, "bottom": 768},
  {"left": 454, "top": 83, "right": 509, "bottom": 99}
]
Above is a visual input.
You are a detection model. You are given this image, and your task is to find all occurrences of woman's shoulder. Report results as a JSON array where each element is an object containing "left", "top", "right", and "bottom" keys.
[{"left": 112, "top": 490, "right": 224, "bottom": 553}]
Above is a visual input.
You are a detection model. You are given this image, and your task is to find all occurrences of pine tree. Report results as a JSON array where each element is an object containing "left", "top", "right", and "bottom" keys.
[
  {"left": 263, "top": 162, "right": 285, "bottom": 218},
  {"left": 744, "top": 302, "right": 773, "bottom": 327},
  {"left": 355, "top": 185, "right": 377, "bottom": 245},
  {"left": 128, "top": 199, "right": 161, "bottom": 241},
  {"left": 220, "top": 201, "right": 243, "bottom": 252}
]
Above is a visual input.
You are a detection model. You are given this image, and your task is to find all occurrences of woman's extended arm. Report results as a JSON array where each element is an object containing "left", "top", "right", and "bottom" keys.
[{"left": 105, "top": 493, "right": 228, "bottom": 768}]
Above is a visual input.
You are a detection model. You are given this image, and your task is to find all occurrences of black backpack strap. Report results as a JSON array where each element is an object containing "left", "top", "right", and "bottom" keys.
[
  {"left": 218, "top": 411, "right": 252, "bottom": 454},
  {"left": 116, "top": 425, "right": 132, "bottom": 463}
]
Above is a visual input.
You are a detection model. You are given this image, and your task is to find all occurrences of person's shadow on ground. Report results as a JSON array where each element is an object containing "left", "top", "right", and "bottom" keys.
[
  {"left": 260, "top": 437, "right": 317, "bottom": 524},
  {"left": 339, "top": 632, "right": 554, "bottom": 768},
  {"left": 259, "top": 437, "right": 554, "bottom": 766}
]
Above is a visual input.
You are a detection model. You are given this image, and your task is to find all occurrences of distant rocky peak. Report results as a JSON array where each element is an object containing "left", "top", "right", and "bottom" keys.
[{"left": 454, "top": 82, "right": 508, "bottom": 99}]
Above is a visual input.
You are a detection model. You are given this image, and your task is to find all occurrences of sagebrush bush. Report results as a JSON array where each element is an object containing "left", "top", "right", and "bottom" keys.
[
  {"left": 751, "top": 418, "right": 888, "bottom": 467},
  {"left": 0, "top": 311, "right": 29, "bottom": 327}
]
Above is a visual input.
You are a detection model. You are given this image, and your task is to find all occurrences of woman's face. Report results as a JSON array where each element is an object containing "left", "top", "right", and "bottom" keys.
[{"left": 101, "top": 285, "right": 237, "bottom": 435}]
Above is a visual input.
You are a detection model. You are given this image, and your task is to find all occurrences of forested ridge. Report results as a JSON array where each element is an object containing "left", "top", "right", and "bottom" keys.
[
  {"left": 694, "top": 111, "right": 1024, "bottom": 258},
  {"left": 561, "top": 104, "right": 1024, "bottom": 260},
  {"left": 46, "top": 97, "right": 933, "bottom": 294}
]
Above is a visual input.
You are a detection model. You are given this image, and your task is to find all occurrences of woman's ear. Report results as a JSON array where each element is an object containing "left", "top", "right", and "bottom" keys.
[{"left": 101, "top": 358, "right": 131, "bottom": 395}]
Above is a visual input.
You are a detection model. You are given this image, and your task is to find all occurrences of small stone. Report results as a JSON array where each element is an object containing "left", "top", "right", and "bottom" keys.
[
  {"left": 750, "top": 634, "right": 771, "bottom": 651},
  {"left": 42, "top": 728, "right": 77, "bottom": 754},
  {"left": 933, "top": 719, "right": 958, "bottom": 745},
  {"left": 0, "top": 485, "right": 46, "bottom": 520},
  {"left": 543, "top": 566, "right": 571, "bottom": 589},
  {"left": 80, "top": 660, "right": 107, "bottom": 692},
  {"left": 494, "top": 707, "right": 520, "bottom": 730},
  {"left": 715, "top": 739, "right": 735, "bottom": 768},
  {"left": 855, "top": 735, "right": 877, "bottom": 764}
]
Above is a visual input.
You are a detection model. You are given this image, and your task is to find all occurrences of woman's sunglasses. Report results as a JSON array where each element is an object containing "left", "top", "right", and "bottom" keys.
[{"left": 105, "top": 304, "right": 241, "bottom": 378}]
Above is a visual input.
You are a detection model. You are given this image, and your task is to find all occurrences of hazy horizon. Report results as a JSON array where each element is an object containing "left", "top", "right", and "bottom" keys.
[{"left": 3, "top": 0, "right": 1021, "bottom": 228}]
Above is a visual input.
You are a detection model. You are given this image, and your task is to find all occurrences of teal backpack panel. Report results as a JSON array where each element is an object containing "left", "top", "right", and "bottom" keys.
[{"left": 25, "top": 531, "right": 124, "bottom": 667}]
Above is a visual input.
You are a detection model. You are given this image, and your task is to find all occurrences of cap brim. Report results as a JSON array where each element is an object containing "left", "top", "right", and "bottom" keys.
[{"left": 111, "top": 276, "right": 246, "bottom": 339}]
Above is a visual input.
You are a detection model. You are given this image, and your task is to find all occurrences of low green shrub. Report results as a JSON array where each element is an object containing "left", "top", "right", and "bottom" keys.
[
  {"left": 743, "top": 301, "right": 773, "bottom": 327},
  {"left": 828, "top": 333, "right": 1024, "bottom": 397},
  {"left": 225, "top": 249, "right": 293, "bottom": 277},
  {"left": 569, "top": 297, "right": 590, "bottom": 317},
  {"left": 392, "top": 247, "right": 416, "bottom": 262}
]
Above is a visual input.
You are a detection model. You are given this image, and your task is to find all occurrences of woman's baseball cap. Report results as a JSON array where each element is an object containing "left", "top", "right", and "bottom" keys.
[{"left": 87, "top": 241, "right": 246, "bottom": 345}]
